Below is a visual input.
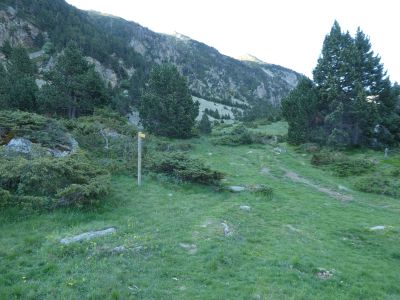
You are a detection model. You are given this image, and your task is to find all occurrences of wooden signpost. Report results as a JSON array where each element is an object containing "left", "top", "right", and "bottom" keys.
[{"left": 137, "top": 132, "right": 145, "bottom": 186}]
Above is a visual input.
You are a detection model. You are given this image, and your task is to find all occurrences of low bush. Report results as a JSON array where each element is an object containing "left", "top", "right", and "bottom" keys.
[
  {"left": 354, "top": 175, "right": 399, "bottom": 197},
  {"left": 311, "top": 151, "right": 374, "bottom": 177},
  {"left": 310, "top": 151, "right": 338, "bottom": 166},
  {"left": 251, "top": 132, "right": 286, "bottom": 145},
  {"left": 154, "top": 141, "right": 193, "bottom": 152},
  {"left": 212, "top": 125, "right": 253, "bottom": 146},
  {"left": 249, "top": 184, "right": 273, "bottom": 200},
  {"left": 69, "top": 109, "right": 138, "bottom": 173},
  {"left": 213, "top": 124, "right": 285, "bottom": 146},
  {"left": 148, "top": 152, "right": 224, "bottom": 185},
  {"left": 330, "top": 158, "right": 374, "bottom": 177},
  {"left": 298, "top": 143, "right": 320, "bottom": 153},
  {"left": 0, "top": 152, "right": 110, "bottom": 210},
  {"left": 0, "top": 110, "right": 70, "bottom": 148}
]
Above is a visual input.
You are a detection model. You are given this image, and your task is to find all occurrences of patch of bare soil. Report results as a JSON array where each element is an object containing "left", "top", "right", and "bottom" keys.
[{"left": 285, "top": 171, "right": 353, "bottom": 201}]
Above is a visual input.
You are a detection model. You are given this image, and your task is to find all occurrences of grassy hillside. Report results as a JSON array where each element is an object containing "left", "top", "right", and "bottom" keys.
[{"left": 1, "top": 122, "right": 400, "bottom": 299}]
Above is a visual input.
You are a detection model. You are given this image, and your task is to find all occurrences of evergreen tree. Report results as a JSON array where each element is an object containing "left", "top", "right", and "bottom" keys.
[
  {"left": 282, "top": 77, "right": 319, "bottom": 144},
  {"left": 302, "top": 21, "right": 399, "bottom": 147},
  {"left": 1, "top": 40, "right": 13, "bottom": 59},
  {"left": 198, "top": 113, "right": 212, "bottom": 134},
  {"left": 139, "top": 64, "right": 199, "bottom": 138},
  {"left": 38, "top": 43, "right": 108, "bottom": 118},
  {"left": 0, "top": 65, "right": 11, "bottom": 109},
  {"left": 4, "top": 46, "right": 38, "bottom": 111}
]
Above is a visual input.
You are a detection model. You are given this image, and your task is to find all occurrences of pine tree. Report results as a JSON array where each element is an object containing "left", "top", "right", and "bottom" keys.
[
  {"left": 198, "top": 113, "right": 212, "bottom": 134},
  {"left": 5, "top": 46, "right": 38, "bottom": 111},
  {"left": 139, "top": 64, "right": 199, "bottom": 138},
  {"left": 1, "top": 40, "right": 13, "bottom": 59},
  {"left": 38, "top": 43, "right": 108, "bottom": 118},
  {"left": 0, "top": 65, "right": 11, "bottom": 108},
  {"left": 309, "top": 21, "right": 398, "bottom": 147},
  {"left": 282, "top": 77, "right": 319, "bottom": 144}
]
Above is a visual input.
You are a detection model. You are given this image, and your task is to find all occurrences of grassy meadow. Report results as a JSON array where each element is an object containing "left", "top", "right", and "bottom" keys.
[{"left": 1, "top": 122, "right": 400, "bottom": 299}]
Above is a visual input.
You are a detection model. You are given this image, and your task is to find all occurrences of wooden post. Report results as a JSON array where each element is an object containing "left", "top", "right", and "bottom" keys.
[
  {"left": 137, "top": 133, "right": 142, "bottom": 186},
  {"left": 137, "top": 132, "right": 145, "bottom": 186}
]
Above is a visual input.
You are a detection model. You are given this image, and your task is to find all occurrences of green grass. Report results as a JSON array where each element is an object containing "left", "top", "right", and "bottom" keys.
[{"left": 1, "top": 122, "right": 400, "bottom": 299}]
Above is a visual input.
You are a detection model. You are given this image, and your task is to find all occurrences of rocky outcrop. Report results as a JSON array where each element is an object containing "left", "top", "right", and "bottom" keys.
[
  {"left": 0, "top": 1, "right": 301, "bottom": 109},
  {"left": 86, "top": 57, "right": 118, "bottom": 88},
  {"left": 4, "top": 135, "right": 78, "bottom": 158},
  {"left": 0, "top": 8, "right": 41, "bottom": 48},
  {"left": 5, "top": 137, "right": 32, "bottom": 154},
  {"left": 90, "top": 11, "right": 301, "bottom": 107}
]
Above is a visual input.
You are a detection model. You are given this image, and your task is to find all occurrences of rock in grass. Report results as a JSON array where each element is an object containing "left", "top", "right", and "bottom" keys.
[
  {"left": 228, "top": 186, "right": 246, "bottom": 192},
  {"left": 221, "top": 222, "right": 232, "bottom": 236},
  {"left": 239, "top": 205, "right": 251, "bottom": 212},
  {"left": 316, "top": 268, "right": 334, "bottom": 280},
  {"left": 179, "top": 243, "right": 197, "bottom": 254},
  {"left": 6, "top": 138, "right": 32, "bottom": 154},
  {"left": 370, "top": 225, "right": 385, "bottom": 231},
  {"left": 60, "top": 228, "right": 116, "bottom": 244},
  {"left": 111, "top": 246, "right": 125, "bottom": 254}
]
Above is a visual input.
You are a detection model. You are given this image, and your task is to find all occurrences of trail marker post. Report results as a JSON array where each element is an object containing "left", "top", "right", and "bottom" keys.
[{"left": 137, "top": 132, "right": 145, "bottom": 186}]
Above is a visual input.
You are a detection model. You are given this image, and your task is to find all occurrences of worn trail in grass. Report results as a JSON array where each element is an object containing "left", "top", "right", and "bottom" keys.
[{"left": 1, "top": 123, "right": 400, "bottom": 299}]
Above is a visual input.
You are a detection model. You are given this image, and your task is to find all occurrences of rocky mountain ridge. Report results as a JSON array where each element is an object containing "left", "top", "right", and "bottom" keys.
[{"left": 0, "top": 0, "right": 302, "bottom": 117}]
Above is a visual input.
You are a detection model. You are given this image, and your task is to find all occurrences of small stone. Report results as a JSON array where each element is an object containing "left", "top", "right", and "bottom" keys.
[
  {"left": 60, "top": 228, "right": 116, "bottom": 244},
  {"left": 221, "top": 222, "right": 232, "bottom": 236},
  {"left": 286, "top": 224, "right": 301, "bottom": 232},
  {"left": 316, "top": 268, "right": 334, "bottom": 280},
  {"left": 208, "top": 152, "right": 213, "bottom": 156},
  {"left": 247, "top": 150, "right": 253, "bottom": 154},
  {"left": 338, "top": 185, "right": 349, "bottom": 191},
  {"left": 179, "top": 243, "right": 197, "bottom": 254},
  {"left": 239, "top": 205, "right": 251, "bottom": 211},
  {"left": 260, "top": 167, "right": 270, "bottom": 174},
  {"left": 370, "top": 225, "right": 385, "bottom": 231},
  {"left": 111, "top": 246, "right": 125, "bottom": 254},
  {"left": 228, "top": 186, "right": 246, "bottom": 192},
  {"left": 168, "top": 193, "right": 173, "bottom": 197}
]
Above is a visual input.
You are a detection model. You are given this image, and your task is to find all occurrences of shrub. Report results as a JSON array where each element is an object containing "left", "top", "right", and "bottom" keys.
[
  {"left": 311, "top": 151, "right": 374, "bottom": 177},
  {"left": 154, "top": 141, "right": 193, "bottom": 152},
  {"left": 0, "top": 152, "right": 110, "bottom": 210},
  {"left": 310, "top": 151, "right": 338, "bottom": 166},
  {"left": 212, "top": 124, "right": 252, "bottom": 146},
  {"left": 148, "top": 152, "right": 224, "bottom": 185},
  {"left": 0, "top": 110, "right": 70, "bottom": 148},
  {"left": 69, "top": 109, "right": 138, "bottom": 173},
  {"left": 354, "top": 175, "right": 399, "bottom": 197},
  {"left": 298, "top": 143, "right": 320, "bottom": 153},
  {"left": 212, "top": 124, "right": 285, "bottom": 146},
  {"left": 0, "top": 188, "right": 11, "bottom": 208},
  {"left": 249, "top": 184, "right": 273, "bottom": 200},
  {"left": 251, "top": 132, "right": 284, "bottom": 145},
  {"left": 330, "top": 158, "right": 374, "bottom": 177}
]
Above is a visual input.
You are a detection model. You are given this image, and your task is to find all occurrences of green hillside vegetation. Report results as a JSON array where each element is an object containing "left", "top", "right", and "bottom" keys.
[
  {"left": 0, "top": 4, "right": 399, "bottom": 299},
  {"left": 0, "top": 0, "right": 300, "bottom": 110},
  {"left": 1, "top": 122, "right": 400, "bottom": 299}
]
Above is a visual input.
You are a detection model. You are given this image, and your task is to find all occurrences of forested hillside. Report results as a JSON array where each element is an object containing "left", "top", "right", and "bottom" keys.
[{"left": 0, "top": 0, "right": 301, "bottom": 117}]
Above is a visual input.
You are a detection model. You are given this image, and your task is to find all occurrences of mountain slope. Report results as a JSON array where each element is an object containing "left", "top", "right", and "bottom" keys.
[{"left": 0, "top": 0, "right": 301, "bottom": 112}]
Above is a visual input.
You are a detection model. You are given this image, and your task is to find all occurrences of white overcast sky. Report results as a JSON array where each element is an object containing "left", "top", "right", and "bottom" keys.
[{"left": 66, "top": 0, "right": 400, "bottom": 83}]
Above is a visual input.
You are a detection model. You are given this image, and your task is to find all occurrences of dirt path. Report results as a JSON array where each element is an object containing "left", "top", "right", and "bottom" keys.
[{"left": 285, "top": 170, "right": 353, "bottom": 201}]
